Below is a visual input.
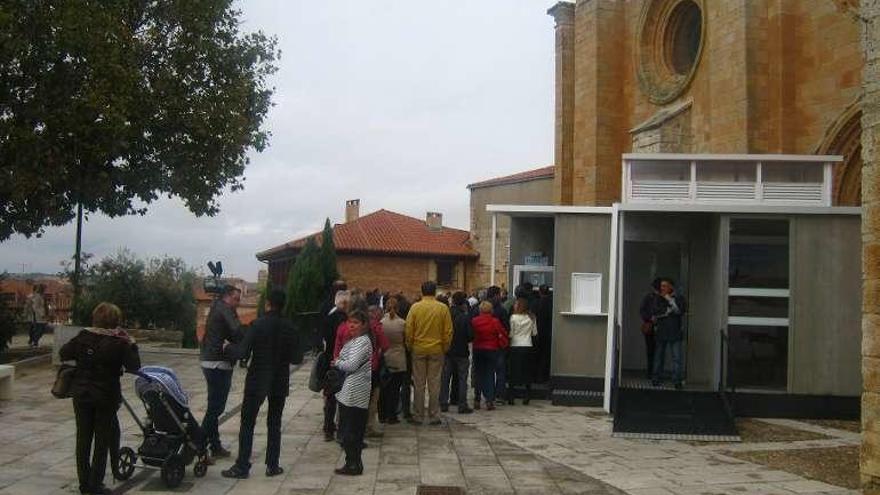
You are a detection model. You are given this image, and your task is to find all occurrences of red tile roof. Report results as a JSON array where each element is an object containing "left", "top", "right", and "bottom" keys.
[
  {"left": 467, "top": 165, "right": 554, "bottom": 189},
  {"left": 256, "top": 209, "right": 478, "bottom": 260}
]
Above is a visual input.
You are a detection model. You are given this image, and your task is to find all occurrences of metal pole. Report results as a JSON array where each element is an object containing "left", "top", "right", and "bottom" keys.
[
  {"left": 490, "top": 213, "right": 497, "bottom": 286},
  {"left": 72, "top": 202, "right": 83, "bottom": 309}
]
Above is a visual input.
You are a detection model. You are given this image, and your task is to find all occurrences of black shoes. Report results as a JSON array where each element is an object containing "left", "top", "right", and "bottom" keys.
[
  {"left": 507, "top": 398, "right": 515, "bottom": 405},
  {"left": 81, "top": 485, "right": 111, "bottom": 495},
  {"left": 473, "top": 400, "right": 481, "bottom": 410},
  {"left": 266, "top": 465, "right": 284, "bottom": 477},
  {"left": 458, "top": 407, "right": 474, "bottom": 414},
  {"left": 324, "top": 431, "right": 336, "bottom": 442},
  {"left": 428, "top": 419, "right": 442, "bottom": 426},
  {"left": 334, "top": 460, "right": 364, "bottom": 476},
  {"left": 212, "top": 445, "right": 232, "bottom": 458},
  {"left": 221, "top": 465, "right": 249, "bottom": 479},
  {"left": 440, "top": 405, "right": 449, "bottom": 412},
  {"left": 674, "top": 382, "right": 683, "bottom": 390}
]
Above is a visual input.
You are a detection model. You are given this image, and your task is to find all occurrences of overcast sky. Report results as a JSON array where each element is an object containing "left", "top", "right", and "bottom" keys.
[{"left": 0, "top": 1, "right": 555, "bottom": 281}]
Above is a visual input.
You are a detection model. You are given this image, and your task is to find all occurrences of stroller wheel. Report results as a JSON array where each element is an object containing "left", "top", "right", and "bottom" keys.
[
  {"left": 114, "top": 447, "right": 137, "bottom": 480},
  {"left": 161, "top": 453, "right": 185, "bottom": 488},
  {"left": 193, "top": 457, "right": 208, "bottom": 478}
]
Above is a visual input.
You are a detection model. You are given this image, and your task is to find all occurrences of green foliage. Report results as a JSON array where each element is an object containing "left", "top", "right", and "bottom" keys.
[
  {"left": 0, "top": 1, "right": 279, "bottom": 240},
  {"left": 284, "top": 238, "right": 325, "bottom": 317},
  {"left": 0, "top": 273, "right": 15, "bottom": 356},
  {"left": 66, "top": 250, "right": 197, "bottom": 343},
  {"left": 256, "top": 283, "right": 267, "bottom": 318},
  {"left": 319, "top": 218, "right": 339, "bottom": 295}
]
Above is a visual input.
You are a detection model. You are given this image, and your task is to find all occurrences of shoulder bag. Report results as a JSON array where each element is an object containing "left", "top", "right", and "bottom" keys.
[
  {"left": 51, "top": 364, "right": 77, "bottom": 399},
  {"left": 308, "top": 350, "right": 330, "bottom": 393}
]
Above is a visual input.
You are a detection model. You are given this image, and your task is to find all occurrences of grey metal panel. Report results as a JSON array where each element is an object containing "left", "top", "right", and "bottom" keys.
[
  {"left": 788, "top": 215, "right": 862, "bottom": 396},
  {"left": 552, "top": 214, "right": 612, "bottom": 378},
  {"left": 685, "top": 215, "right": 723, "bottom": 388}
]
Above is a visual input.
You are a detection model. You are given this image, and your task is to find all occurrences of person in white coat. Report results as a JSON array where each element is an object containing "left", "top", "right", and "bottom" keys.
[{"left": 506, "top": 298, "right": 537, "bottom": 405}]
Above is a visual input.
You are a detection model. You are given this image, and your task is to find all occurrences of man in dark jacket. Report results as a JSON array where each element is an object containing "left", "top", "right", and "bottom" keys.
[
  {"left": 638, "top": 278, "right": 662, "bottom": 379},
  {"left": 535, "top": 284, "right": 553, "bottom": 383},
  {"left": 199, "top": 285, "right": 245, "bottom": 458},
  {"left": 221, "top": 289, "right": 301, "bottom": 478},
  {"left": 651, "top": 278, "right": 688, "bottom": 389},
  {"left": 440, "top": 292, "right": 474, "bottom": 414}
]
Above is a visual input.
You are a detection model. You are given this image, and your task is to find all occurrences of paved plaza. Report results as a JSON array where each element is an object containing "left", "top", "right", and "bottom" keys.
[{"left": 0, "top": 348, "right": 861, "bottom": 494}]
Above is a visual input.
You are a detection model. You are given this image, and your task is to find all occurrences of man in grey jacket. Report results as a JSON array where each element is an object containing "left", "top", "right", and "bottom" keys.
[{"left": 200, "top": 285, "right": 245, "bottom": 458}]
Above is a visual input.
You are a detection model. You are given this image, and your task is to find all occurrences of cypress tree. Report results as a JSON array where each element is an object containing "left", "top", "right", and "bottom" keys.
[
  {"left": 319, "top": 218, "right": 339, "bottom": 293},
  {"left": 284, "top": 237, "right": 325, "bottom": 318}
]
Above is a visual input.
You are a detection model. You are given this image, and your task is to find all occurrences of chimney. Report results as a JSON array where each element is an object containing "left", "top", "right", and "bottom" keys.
[
  {"left": 345, "top": 199, "right": 360, "bottom": 223},
  {"left": 426, "top": 211, "right": 443, "bottom": 231}
]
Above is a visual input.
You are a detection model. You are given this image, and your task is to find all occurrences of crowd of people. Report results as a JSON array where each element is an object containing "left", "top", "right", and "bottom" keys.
[
  {"left": 60, "top": 277, "right": 554, "bottom": 492},
  {"left": 317, "top": 279, "right": 553, "bottom": 475}
]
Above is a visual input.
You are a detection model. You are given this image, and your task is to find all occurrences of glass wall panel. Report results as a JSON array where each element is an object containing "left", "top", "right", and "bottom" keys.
[
  {"left": 728, "top": 219, "right": 789, "bottom": 289},
  {"left": 696, "top": 161, "right": 756, "bottom": 182},
  {"left": 727, "top": 325, "right": 788, "bottom": 390},
  {"left": 762, "top": 162, "right": 823, "bottom": 183},
  {"left": 728, "top": 297, "right": 789, "bottom": 318},
  {"left": 631, "top": 160, "right": 690, "bottom": 181}
]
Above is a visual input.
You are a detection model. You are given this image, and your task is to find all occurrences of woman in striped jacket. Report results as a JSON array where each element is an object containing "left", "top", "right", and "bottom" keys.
[{"left": 331, "top": 311, "right": 373, "bottom": 475}]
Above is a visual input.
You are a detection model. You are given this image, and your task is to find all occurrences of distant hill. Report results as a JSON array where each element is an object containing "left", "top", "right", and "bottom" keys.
[{"left": 2, "top": 272, "right": 60, "bottom": 280}]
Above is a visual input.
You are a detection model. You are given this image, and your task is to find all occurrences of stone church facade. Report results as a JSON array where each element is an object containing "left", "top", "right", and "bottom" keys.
[{"left": 549, "top": 0, "right": 863, "bottom": 207}]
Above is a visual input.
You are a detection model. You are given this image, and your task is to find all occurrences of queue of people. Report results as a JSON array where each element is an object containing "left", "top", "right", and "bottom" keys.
[
  {"left": 312, "top": 279, "right": 551, "bottom": 476},
  {"left": 63, "top": 277, "right": 551, "bottom": 491}
]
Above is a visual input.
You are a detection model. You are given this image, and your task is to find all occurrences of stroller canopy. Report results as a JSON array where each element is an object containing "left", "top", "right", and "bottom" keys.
[{"left": 136, "top": 366, "right": 190, "bottom": 408}]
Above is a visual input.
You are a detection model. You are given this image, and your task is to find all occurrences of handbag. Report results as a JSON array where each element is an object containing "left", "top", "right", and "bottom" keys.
[
  {"left": 323, "top": 345, "right": 371, "bottom": 395},
  {"left": 323, "top": 367, "right": 346, "bottom": 395},
  {"left": 51, "top": 364, "right": 76, "bottom": 399},
  {"left": 378, "top": 355, "right": 392, "bottom": 387},
  {"left": 308, "top": 350, "right": 330, "bottom": 393}
]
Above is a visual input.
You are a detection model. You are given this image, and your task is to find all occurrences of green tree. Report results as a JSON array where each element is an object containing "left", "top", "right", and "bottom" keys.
[
  {"left": 284, "top": 238, "right": 325, "bottom": 317},
  {"left": 319, "top": 218, "right": 339, "bottom": 294},
  {"left": 0, "top": 274, "right": 16, "bottom": 357},
  {"left": 64, "top": 251, "right": 197, "bottom": 346},
  {"left": 0, "top": 1, "right": 279, "bottom": 302},
  {"left": 142, "top": 257, "right": 198, "bottom": 347}
]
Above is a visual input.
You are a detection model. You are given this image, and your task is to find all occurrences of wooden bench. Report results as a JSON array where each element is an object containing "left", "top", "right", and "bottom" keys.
[{"left": 0, "top": 364, "right": 13, "bottom": 400}]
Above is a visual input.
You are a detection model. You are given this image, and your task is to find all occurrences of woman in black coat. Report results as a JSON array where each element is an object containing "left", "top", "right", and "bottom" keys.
[{"left": 60, "top": 303, "right": 141, "bottom": 495}]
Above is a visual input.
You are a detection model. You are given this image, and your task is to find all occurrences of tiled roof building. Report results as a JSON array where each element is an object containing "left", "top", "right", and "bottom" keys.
[{"left": 257, "top": 201, "right": 478, "bottom": 297}]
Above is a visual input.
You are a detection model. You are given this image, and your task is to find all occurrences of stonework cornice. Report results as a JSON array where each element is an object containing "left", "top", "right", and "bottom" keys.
[{"left": 547, "top": 2, "right": 575, "bottom": 26}]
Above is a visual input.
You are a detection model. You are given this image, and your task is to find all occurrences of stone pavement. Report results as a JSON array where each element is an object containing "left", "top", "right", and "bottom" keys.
[{"left": 0, "top": 349, "right": 860, "bottom": 494}]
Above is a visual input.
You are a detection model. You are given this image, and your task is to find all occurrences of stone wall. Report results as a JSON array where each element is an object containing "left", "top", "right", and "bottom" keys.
[
  {"left": 862, "top": 0, "right": 880, "bottom": 489},
  {"left": 549, "top": 0, "right": 862, "bottom": 205},
  {"left": 469, "top": 178, "right": 554, "bottom": 289}
]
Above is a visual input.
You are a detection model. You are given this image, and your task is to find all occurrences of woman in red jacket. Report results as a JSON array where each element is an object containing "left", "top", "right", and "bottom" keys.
[{"left": 470, "top": 301, "right": 508, "bottom": 410}]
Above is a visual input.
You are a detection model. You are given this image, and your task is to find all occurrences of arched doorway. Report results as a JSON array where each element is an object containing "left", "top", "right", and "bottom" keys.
[{"left": 817, "top": 102, "right": 862, "bottom": 206}]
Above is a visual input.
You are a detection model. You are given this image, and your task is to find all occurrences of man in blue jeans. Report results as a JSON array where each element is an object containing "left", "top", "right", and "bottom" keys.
[
  {"left": 199, "top": 285, "right": 245, "bottom": 459},
  {"left": 651, "top": 278, "right": 688, "bottom": 389}
]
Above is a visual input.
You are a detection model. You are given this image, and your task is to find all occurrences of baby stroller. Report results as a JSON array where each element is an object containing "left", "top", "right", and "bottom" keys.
[{"left": 114, "top": 366, "right": 210, "bottom": 488}]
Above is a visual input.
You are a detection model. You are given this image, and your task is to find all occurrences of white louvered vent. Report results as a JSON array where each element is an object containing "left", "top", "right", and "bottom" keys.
[
  {"left": 630, "top": 181, "right": 690, "bottom": 201},
  {"left": 762, "top": 183, "right": 823, "bottom": 202},
  {"left": 695, "top": 182, "right": 756, "bottom": 201}
]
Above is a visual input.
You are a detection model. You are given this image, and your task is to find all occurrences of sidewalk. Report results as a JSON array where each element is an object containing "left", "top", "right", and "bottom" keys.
[{"left": 0, "top": 349, "right": 860, "bottom": 494}]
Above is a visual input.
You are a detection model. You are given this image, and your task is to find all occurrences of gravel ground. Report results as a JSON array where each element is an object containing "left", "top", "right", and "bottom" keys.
[{"left": 726, "top": 445, "right": 860, "bottom": 490}]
